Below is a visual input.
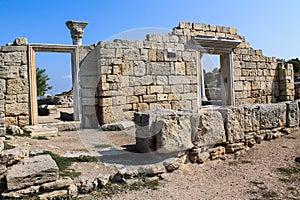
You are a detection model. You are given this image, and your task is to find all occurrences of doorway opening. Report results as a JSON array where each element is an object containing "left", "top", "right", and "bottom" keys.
[
  {"left": 36, "top": 52, "right": 74, "bottom": 124},
  {"left": 28, "top": 44, "right": 79, "bottom": 126},
  {"left": 199, "top": 52, "right": 234, "bottom": 107},
  {"left": 201, "top": 54, "right": 222, "bottom": 106}
]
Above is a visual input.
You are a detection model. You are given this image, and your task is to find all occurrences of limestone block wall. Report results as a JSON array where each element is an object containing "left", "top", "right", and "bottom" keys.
[
  {"left": 0, "top": 41, "right": 29, "bottom": 129},
  {"left": 135, "top": 101, "right": 299, "bottom": 153},
  {"left": 94, "top": 37, "right": 198, "bottom": 125},
  {"left": 81, "top": 22, "right": 295, "bottom": 125},
  {"left": 172, "top": 22, "right": 295, "bottom": 105}
]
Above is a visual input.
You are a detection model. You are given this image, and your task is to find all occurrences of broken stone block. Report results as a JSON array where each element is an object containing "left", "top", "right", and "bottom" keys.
[
  {"left": 208, "top": 146, "right": 226, "bottom": 160},
  {"left": 260, "top": 103, "right": 286, "bottom": 130},
  {"left": 134, "top": 109, "right": 196, "bottom": 153},
  {"left": 38, "top": 190, "right": 68, "bottom": 200},
  {"left": 218, "top": 106, "right": 245, "bottom": 143},
  {"left": 7, "top": 125, "right": 24, "bottom": 135},
  {"left": 0, "top": 146, "right": 29, "bottom": 166},
  {"left": 6, "top": 154, "right": 59, "bottom": 191},
  {"left": 24, "top": 125, "right": 58, "bottom": 137},
  {"left": 40, "top": 177, "right": 73, "bottom": 192},
  {"left": 13, "top": 38, "right": 28, "bottom": 46},
  {"left": 1, "top": 185, "right": 40, "bottom": 199},
  {"left": 286, "top": 101, "right": 299, "bottom": 128},
  {"left": 101, "top": 121, "right": 135, "bottom": 131},
  {"left": 138, "top": 163, "right": 166, "bottom": 175},
  {"left": 243, "top": 105, "right": 260, "bottom": 132},
  {"left": 163, "top": 156, "right": 186, "bottom": 171},
  {"left": 0, "top": 137, "right": 4, "bottom": 151},
  {"left": 225, "top": 142, "right": 246, "bottom": 154},
  {"left": 193, "top": 109, "right": 226, "bottom": 147}
]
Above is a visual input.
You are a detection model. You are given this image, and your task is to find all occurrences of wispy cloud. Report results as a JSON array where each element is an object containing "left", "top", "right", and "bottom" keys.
[{"left": 62, "top": 75, "right": 72, "bottom": 79}]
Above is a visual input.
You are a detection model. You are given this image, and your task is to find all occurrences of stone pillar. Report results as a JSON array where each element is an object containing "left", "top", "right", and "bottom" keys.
[{"left": 65, "top": 21, "right": 88, "bottom": 45}]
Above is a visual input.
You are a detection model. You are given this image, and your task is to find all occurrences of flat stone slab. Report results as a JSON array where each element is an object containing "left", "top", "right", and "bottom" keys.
[
  {"left": 23, "top": 125, "right": 58, "bottom": 137},
  {"left": 6, "top": 154, "right": 59, "bottom": 191},
  {"left": 101, "top": 121, "right": 135, "bottom": 131}
]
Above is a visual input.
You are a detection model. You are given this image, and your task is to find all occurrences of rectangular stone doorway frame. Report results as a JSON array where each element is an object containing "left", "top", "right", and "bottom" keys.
[
  {"left": 198, "top": 51, "right": 234, "bottom": 106},
  {"left": 28, "top": 44, "right": 80, "bottom": 125}
]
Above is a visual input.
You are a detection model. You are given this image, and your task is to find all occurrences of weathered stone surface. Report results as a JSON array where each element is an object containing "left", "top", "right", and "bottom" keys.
[
  {"left": 193, "top": 109, "right": 226, "bottom": 147},
  {"left": 101, "top": 120, "right": 135, "bottom": 131},
  {"left": 13, "top": 38, "right": 28, "bottom": 46},
  {"left": 1, "top": 185, "right": 39, "bottom": 199},
  {"left": 23, "top": 125, "right": 58, "bottom": 137},
  {"left": 163, "top": 155, "right": 186, "bottom": 171},
  {"left": 225, "top": 142, "right": 246, "bottom": 154},
  {"left": 7, "top": 125, "right": 24, "bottom": 135},
  {"left": 38, "top": 190, "right": 68, "bottom": 200},
  {"left": 209, "top": 146, "right": 226, "bottom": 160},
  {"left": 5, "top": 102, "right": 29, "bottom": 116},
  {"left": 6, "top": 155, "right": 59, "bottom": 190},
  {"left": 40, "top": 178, "right": 73, "bottom": 191},
  {"left": 138, "top": 164, "right": 166, "bottom": 175},
  {"left": 286, "top": 101, "right": 299, "bottom": 128},
  {"left": 260, "top": 103, "right": 286, "bottom": 130},
  {"left": 0, "top": 146, "right": 29, "bottom": 166},
  {"left": 243, "top": 105, "right": 260, "bottom": 132},
  {"left": 6, "top": 79, "right": 28, "bottom": 95},
  {"left": 0, "top": 137, "right": 4, "bottom": 151},
  {"left": 76, "top": 177, "right": 98, "bottom": 193},
  {"left": 219, "top": 107, "right": 245, "bottom": 143},
  {"left": 135, "top": 109, "right": 195, "bottom": 153}
]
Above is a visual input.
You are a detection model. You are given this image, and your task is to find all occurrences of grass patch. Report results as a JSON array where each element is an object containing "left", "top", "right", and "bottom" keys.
[
  {"left": 261, "top": 191, "right": 277, "bottom": 198},
  {"left": 96, "top": 177, "right": 160, "bottom": 198},
  {"left": 3, "top": 141, "right": 15, "bottom": 150},
  {"left": 228, "top": 160, "right": 253, "bottom": 166},
  {"left": 277, "top": 164, "right": 300, "bottom": 176},
  {"left": 59, "top": 170, "right": 81, "bottom": 178},
  {"left": 287, "top": 187, "right": 297, "bottom": 191},
  {"left": 94, "top": 144, "right": 112, "bottom": 148},
  {"left": 41, "top": 151, "right": 98, "bottom": 171},
  {"left": 32, "top": 136, "right": 48, "bottom": 140}
]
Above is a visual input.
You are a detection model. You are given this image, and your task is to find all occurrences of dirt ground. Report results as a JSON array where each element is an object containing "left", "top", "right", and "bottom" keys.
[
  {"left": 6, "top": 128, "right": 300, "bottom": 200},
  {"left": 109, "top": 132, "right": 300, "bottom": 200}
]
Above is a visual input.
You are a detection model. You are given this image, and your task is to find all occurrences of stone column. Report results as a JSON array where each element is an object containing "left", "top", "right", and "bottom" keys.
[{"left": 65, "top": 21, "right": 88, "bottom": 45}]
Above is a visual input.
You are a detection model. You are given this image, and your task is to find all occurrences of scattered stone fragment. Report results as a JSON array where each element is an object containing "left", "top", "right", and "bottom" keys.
[
  {"left": 209, "top": 146, "right": 226, "bottom": 160},
  {"left": 0, "top": 137, "right": 4, "bottom": 151},
  {"left": 225, "top": 143, "right": 246, "bottom": 154},
  {"left": 23, "top": 125, "right": 58, "bottom": 137},
  {"left": 101, "top": 121, "right": 135, "bottom": 131},
  {"left": 138, "top": 164, "right": 166, "bottom": 175},
  {"left": 7, "top": 125, "right": 24, "bottom": 135},
  {"left": 38, "top": 190, "right": 68, "bottom": 200},
  {"left": 6, "top": 155, "right": 59, "bottom": 191},
  {"left": 40, "top": 177, "right": 73, "bottom": 191},
  {"left": 163, "top": 156, "right": 186, "bottom": 171},
  {"left": 0, "top": 146, "right": 29, "bottom": 166},
  {"left": 1, "top": 185, "right": 39, "bottom": 199}
]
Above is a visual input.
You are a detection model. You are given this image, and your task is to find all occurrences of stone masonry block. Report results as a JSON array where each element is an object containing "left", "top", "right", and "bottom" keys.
[
  {"left": 286, "top": 101, "right": 299, "bottom": 128},
  {"left": 193, "top": 109, "right": 226, "bottom": 147}
]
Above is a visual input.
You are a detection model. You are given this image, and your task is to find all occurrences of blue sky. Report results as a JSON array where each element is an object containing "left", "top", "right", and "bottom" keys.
[{"left": 1, "top": 0, "right": 299, "bottom": 94}]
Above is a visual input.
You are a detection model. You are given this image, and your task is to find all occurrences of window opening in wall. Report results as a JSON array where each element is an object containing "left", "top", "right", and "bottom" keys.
[
  {"left": 201, "top": 54, "right": 222, "bottom": 106},
  {"left": 36, "top": 52, "right": 73, "bottom": 124}
]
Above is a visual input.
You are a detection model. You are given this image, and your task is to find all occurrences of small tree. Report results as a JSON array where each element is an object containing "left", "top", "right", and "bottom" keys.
[{"left": 36, "top": 67, "right": 52, "bottom": 96}]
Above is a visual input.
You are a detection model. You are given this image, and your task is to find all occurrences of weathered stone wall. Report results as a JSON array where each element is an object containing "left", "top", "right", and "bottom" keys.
[
  {"left": 0, "top": 39, "right": 29, "bottom": 129},
  {"left": 172, "top": 22, "right": 294, "bottom": 105},
  {"left": 81, "top": 21, "right": 295, "bottom": 125},
  {"left": 135, "top": 101, "right": 299, "bottom": 153},
  {"left": 0, "top": 21, "right": 296, "bottom": 128},
  {"left": 94, "top": 36, "right": 198, "bottom": 125}
]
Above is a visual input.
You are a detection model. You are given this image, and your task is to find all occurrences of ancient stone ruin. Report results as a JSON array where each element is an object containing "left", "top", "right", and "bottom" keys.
[{"left": 0, "top": 21, "right": 298, "bottom": 198}]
